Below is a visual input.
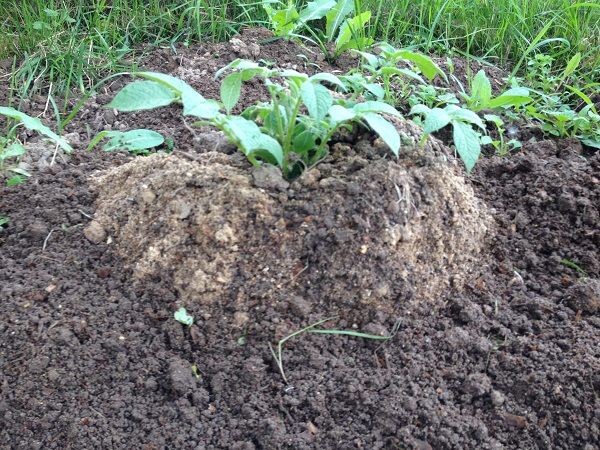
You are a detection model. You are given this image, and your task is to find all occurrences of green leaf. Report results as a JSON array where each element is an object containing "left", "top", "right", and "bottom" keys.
[
  {"left": 0, "top": 143, "right": 26, "bottom": 161},
  {"left": 108, "top": 80, "right": 178, "bottom": 112},
  {"left": 87, "top": 129, "right": 164, "bottom": 153},
  {"left": 409, "top": 104, "right": 431, "bottom": 115},
  {"left": 43, "top": 8, "right": 59, "bottom": 17},
  {"left": 355, "top": 50, "right": 380, "bottom": 68},
  {"left": 487, "top": 88, "right": 531, "bottom": 109},
  {"left": 0, "top": 215, "right": 8, "bottom": 227},
  {"left": 328, "top": 105, "right": 356, "bottom": 124},
  {"left": 104, "top": 130, "right": 164, "bottom": 153},
  {"left": 174, "top": 307, "right": 194, "bottom": 326},
  {"left": 215, "top": 59, "right": 263, "bottom": 79},
  {"left": 300, "top": 82, "right": 332, "bottom": 121},
  {"left": 299, "top": 0, "right": 337, "bottom": 24},
  {"left": 220, "top": 116, "right": 283, "bottom": 166},
  {"left": 221, "top": 72, "right": 243, "bottom": 113},
  {"left": 309, "top": 72, "right": 346, "bottom": 90},
  {"left": 452, "top": 120, "right": 481, "bottom": 173},
  {"left": 483, "top": 114, "right": 503, "bottom": 127},
  {"left": 561, "top": 52, "right": 581, "bottom": 81},
  {"left": 293, "top": 129, "right": 317, "bottom": 154},
  {"left": 325, "top": 0, "right": 354, "bottom": 39},
  {"left": 32, "top": 21, "right": 49, "bottom": 31},
  {"left": 581, "top": 138, "right": 600, "bottom": 149},
  {"left": 336, "top": 11, "right": 371, "bottom": 53},
  {"left": 423, "top": 108, "right": 451, "bottom": 133},
  {"left": 364, "top": 83, "right": 385, "bottom": 100},
  {"left": 6, "top": 175, "right": 26, "bottom": 186},
  {"left": 186, "top": 100, "right": 221, "bottom": 119},
  {"left": 379, "top": 66, "right": 425, "bottom": 84},
  {"left": 135, "top": 72, "right": 216, "bottom": 118},
  {"left": 353, "top": 101, "right": 401, "bottom": 117},
  {"left": 280, "top": 69, "right": 309, "bottom": 86},
  {"left": 0, "top": 106, "right": 72, "bottom": 153},
  {"left": 446, "top": 105, "right": 485, "bottom": 130},
  {"left": 361, "top": 112, "right": 400, "bottom": 156},
  {"left": 470, "top": 70, "right": 492, "bottom": 105},
  {"left": 391, "top": 50, "right": 446, "bottom": 81},
  {"left": 9, "top": 167, "right": 30, "bottom": 177},
  {"left": 269, "top": 6, "right": 300, "bottom": 35}
]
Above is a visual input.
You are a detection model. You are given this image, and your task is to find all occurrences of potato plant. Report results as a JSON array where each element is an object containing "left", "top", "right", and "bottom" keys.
[
  {"left": 345, "top": 44, "right": 446, "bottom": 104},
  {"left": 409, "top": 103, "right": 486, "bottom": 172},
  {"left": 101, "top": 62, "right": 402, "bottom": 179}
]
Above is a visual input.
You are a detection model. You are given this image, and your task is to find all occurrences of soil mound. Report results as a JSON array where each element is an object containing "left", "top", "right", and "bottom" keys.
[{"left": 88, "top": 120, "right": 491, "bottom": 324}]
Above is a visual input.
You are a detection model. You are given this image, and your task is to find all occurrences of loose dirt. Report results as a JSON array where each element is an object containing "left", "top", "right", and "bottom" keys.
[{"left": 1, "top": 30, "right": 599, "bottom": 450}]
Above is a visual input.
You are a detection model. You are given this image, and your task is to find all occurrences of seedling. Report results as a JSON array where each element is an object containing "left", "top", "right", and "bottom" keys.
[
  {"left": 410, "top": 103, "right": 486, "bottom": 172},
  {"left": 102, "top": 65, "right": 402, "bottom": 179},
  {"left": 0, "top": 215, "right": 8, "bottom": 227},
  {"left": 481, "top": 114, "right": 522, "bottom": 156},
  {"left": 269, "top": 316, "right": 400, "bottom": 384},
  {"left": 174, "top": 307, "right": 194, "bottom": 326},
  {"left": 191, "top": 364, "right": 201, "bottom": 379},
  {"left": 560, "top": 259, "right": 587, "bottom": 278}
]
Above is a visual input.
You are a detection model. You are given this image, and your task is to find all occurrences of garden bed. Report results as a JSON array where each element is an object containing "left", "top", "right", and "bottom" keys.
[{"left": 1, "top": 30, "right": 599, "bottom": 449}]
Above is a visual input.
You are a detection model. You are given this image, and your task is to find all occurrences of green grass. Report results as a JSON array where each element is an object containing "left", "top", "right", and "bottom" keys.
[
  {"left": 367, "top": 0, "right": 600, "bottom": 82},
  {"left": 0, "top": 0, "right": 267, "bottom": 97},
  {"left": 0, "top": 0, "right": 598, "bottom": 99}
]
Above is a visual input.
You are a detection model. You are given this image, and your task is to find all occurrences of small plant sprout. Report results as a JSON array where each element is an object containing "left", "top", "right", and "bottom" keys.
[
  {"left": 101, "top": 64, "right": 402, "bottom": 179},
  {"left": 560, "top": 259, "right": 588, "bottom": 278},
  {"left": 269, "top": 317, "right": 400, "bottom": 384},
  {"left": 0, "top": 215, "right": 8, "bottom": 227},
  {"left": 174, "top": 307, "right": 194, "bottom": 326},
  {"left": 481, "top": 114, "right": 522, "bottom": 156},
  {"left": 191, "top": 364, "right": 201, "bottom": 379}
]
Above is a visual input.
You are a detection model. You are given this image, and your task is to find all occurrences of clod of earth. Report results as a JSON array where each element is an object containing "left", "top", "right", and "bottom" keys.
[{"left": 88, "top": 118, "right": 491, "bottom": 323}]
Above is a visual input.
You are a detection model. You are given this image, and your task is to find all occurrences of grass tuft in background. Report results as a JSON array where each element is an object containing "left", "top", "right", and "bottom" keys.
[{"left": 0, "top": 0, "right": 598, "bottom": 99}]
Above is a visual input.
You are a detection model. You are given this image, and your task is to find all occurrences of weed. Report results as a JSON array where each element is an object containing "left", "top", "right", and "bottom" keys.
[
  {"left": 0, "top": 215, "right": 8, "bottom": 227},
  {"left": 481, "top": 114, "right": 522, "bottom": 156},
  {"left": 263, "top": 0, "right": 373, "bottom": 61},
  {"left": 521, "top": 53, "right": 600, "bottom": 149},
  {"left": 269, "top": 316, "right": 400, "bottom": 384},
  {"left": 560, "top": 259, "right": 587, "bottom": 278}
]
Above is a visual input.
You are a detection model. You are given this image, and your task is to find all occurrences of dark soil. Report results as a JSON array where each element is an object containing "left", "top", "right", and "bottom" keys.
[{"left": 1, "top": 31, "right": 599, "bottom": 450}]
